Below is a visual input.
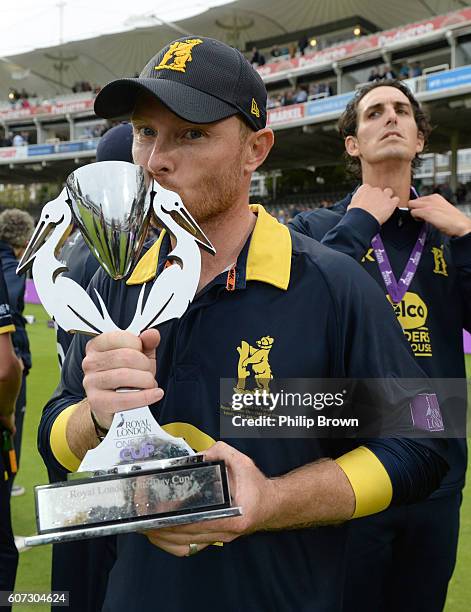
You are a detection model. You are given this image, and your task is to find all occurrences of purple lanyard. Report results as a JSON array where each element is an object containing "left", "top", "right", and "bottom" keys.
[{"left": 371, "top": 225, "right": 426, "bottom": 304}]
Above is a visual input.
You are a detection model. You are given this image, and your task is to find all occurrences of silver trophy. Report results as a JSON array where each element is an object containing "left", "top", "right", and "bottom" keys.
[{"left": 17, "top": 161, "right": 240, "bottom": 546}]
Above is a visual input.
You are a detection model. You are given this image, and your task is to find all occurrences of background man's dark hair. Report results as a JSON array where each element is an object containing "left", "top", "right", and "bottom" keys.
[{"left": 338, "top": 79, "right": 432, "bottom": 179}]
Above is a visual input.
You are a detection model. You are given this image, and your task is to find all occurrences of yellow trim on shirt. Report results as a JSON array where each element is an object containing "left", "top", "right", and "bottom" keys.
[
  {"left": 246, "top": 204, "right": 291, "bottom": 290},
  {"left": 161, "top": 422, "right": 215, "bottom": 452},
  {"left": 125, "top": 205, "right": 292, "bottom": 291},
  {"left": 335, "top": 446, "right": 393, "bottom": 518},
  {"left": 50, "top": 404, "right": 82, "bottom": 472},
  {"left": 0, "top": 324, "right": 15, "bottom": 335},
  {"left": 126, "top": 231, "right": 166, "bottom": 285}
]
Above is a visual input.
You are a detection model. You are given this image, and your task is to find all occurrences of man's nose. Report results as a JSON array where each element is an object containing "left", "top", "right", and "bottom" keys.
[
  {"left": 147, "top": 139, "right": 174, "bottom": 176},
  {"left": 385, "top": 106, "right": 398, "bottom": 125}
]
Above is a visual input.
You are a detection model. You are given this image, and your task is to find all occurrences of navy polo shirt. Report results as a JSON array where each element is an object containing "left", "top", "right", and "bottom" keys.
[{"left": 39, "top": 205, "right": 448, "bottom": 611}]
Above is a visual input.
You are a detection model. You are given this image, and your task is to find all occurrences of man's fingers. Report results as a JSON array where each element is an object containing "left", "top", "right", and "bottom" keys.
[
  {"left": 145, "top": 532, "right": 210, "bottom": 557},
  {"left": 83, "top": 368, "right": 158, "bottom": 392},
  {"left": 408, "top": 199, "right": 425, "bottom": 209},
  {"left": 410, "top": 208, "right": 426, "bottom": 220},
  {"left": 156, "top": 522, "right": 234, "bottom": 539},
  {"left": 83, "top": 348, "right": 154, "bottom": 374},
  {"left": 152, "top": 530, "right": 231, "bottom": 545},
  {"left": 86, "top": 387, "right": 164, "bottom": 414},
  {"left": 140, "top": 329, "right": 160, "bottom": 359},
  {"left": 86, "top": 331, "right": 142, "bottom": 355}
]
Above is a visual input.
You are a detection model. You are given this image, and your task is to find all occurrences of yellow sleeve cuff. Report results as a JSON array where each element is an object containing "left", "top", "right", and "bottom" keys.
[
  {"left": 0, "top": 324, "right": 15, "bottom": 334},
  {"left": 335, "top": 446, "right": 393, "bottom": 519},
  {"left": 50, "top": 403, "right": 82, "bottom": 472}
]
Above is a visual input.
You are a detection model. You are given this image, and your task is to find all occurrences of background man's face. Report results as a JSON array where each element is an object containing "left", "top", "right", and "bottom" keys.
[
  {"left": 348, "top": 86, "right": 424, "bottom": 168},
  {"left": 131, "top": 94, "right": 248, "bottom": 223}
]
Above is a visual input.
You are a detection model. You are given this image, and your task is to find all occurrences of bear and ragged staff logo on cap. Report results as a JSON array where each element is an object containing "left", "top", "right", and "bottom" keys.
[{"left": 155, "top": 39, "right": 204, "bottom": 73}]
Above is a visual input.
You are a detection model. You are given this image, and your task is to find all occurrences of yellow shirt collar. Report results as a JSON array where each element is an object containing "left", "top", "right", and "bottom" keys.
[{"left": 127, "top": 204, "right": 291, "bottom": 290}]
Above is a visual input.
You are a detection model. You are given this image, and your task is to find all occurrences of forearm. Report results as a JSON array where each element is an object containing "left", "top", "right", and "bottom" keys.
[
  {"left": 267, "top": 458, "right": 355, "bottom": 529},
  {"left": 322, "top": 208, "right": 380, "bottom": 261},
  {"left": 0, "top": 359, "right": 22, "bottom": 416},
  {"left": 66, "top": 398, "right": 99, "bottom": 460}
]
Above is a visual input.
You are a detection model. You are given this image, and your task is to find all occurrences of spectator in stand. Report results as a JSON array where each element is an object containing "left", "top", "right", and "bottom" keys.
[
  {"left": 12, "top": 134, "right": 26, "bottom": 147},
  {"left": 410, "top": 61, "right": 423, "bottom": 77},
  {"left": 250, "top": 47, "right": 265, "bottom": 67},
  {"left": 266, "top": 95, "right": 281, "bottom": 109},
  {"left": 298, "top": 35, "right": 309, "bottom": 56},
  {"left": 277, "top": 208, "right": 287, "bottom": 224},
  {"left": 399, "top": 62, "right": 411, "bottom": 80},
  {"left": 0, "top": 209, "right": 34, "bottom": 497},
  {"left": 1, "top": 133, "right": 13, "bottom": 148},
  {"left": 436, "top": 182, "right": 456, "bottom": 205},
  {"left": 380, "top": 64, "right": 396, "bottom": 80},
  {"left": 368, "top": 67, "right": 379, "bottom": 82},
  {"left": 281, "top": 90, "right": 295, "bottom": 106},
  {"left": 270, "top": 44, "right": 282, "bottom": 59},
  {"left": 295, "top": 86, "right": 308, "bottom": 103},
  {"left": 318, "top": 82, "right": 332, "bottom": 97}
]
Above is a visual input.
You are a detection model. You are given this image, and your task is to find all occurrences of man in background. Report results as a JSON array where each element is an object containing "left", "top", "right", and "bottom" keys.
[
  {"left": 0, "top": 266, "right": 22, "bottom": 598},
  {"left": 290, "top": 79, "right": 471, "bottom": 612},
  {"left": 0, "top": 209, "right": 34, "bottom": 494}
]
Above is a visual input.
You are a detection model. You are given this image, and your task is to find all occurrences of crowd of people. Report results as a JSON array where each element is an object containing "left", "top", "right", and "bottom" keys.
[
  {"left": 71, "top": 81, "right": 101, "bottom": 94},
  {"left": 368, "top": 61, "right": 423, "bottom": 82},
  {"left": 249, "top": 36, "right": 312, "bottom": 67},
  {"left": 0, "top": 132, "right": 30, "bottom": 148},
  {"left": 7, "top": 89, "right": 37, "bottom": 109},
  {"left": 267, "top": 81, "right": 333, "bottom": 108}
]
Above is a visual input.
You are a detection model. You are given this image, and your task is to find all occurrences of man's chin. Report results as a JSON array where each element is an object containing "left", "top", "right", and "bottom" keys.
[{"left": 373, "top": 149, "right": 415, "bottom": 164}]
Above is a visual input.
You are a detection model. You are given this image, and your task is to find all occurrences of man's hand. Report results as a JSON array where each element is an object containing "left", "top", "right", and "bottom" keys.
[
  {"left": 408, "top": 194, "right": 471, "bottom": 237},
  {"left": 347, "top": 184, "right": 399, "bottom": 225},
  {"left": 82, "top": 329, "right": 164, "bottom": 429},
  {"left": 0, "top": 413, "right": 15, "bottom": 435},
  {"left": 145, "top": 441, "right": 278, "bottom": 557}
]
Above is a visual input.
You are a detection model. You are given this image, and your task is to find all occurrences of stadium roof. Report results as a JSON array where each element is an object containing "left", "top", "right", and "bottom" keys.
[{"left": 0, "top": 0, "right": 468, "bottom": 97}]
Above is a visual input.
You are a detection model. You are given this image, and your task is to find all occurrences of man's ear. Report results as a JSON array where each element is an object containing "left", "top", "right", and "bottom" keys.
[
  {"left": 345, "top": 135, "right": 360, "bottom": 158},
  {"left": 244, "top": 128, "right": 274, "bottom": 173}
]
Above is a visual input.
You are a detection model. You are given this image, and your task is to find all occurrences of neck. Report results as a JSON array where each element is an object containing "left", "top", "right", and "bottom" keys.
[
  {"left": 198, "top": 203, "right": 257, "bottom": 291},
  {"left": 362, "top": 161, "right": 412, "bottom": 207}
]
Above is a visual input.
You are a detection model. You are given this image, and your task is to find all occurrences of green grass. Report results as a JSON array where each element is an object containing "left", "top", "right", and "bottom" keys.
[{"left": 10, "top": 307, "right": 471, "bottom": 610}]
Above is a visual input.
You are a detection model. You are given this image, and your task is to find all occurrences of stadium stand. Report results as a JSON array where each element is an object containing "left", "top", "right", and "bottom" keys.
[{"left": 1, "top": 7, "right": 471, "bottom": 219}]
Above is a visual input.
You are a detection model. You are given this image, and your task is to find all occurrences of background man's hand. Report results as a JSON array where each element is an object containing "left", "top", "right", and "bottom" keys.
[
  {"left": 347, "top": 184, "right": 399, "bottom": 225},
  {"left": 408, "top": 194, "right": 471, "bottom": 237},
  {"left": 145, "top": 441, "right": 278, "bottom": 557},
  {"left": 0, "top": 413, "right": 16, "bottom": 435},
  {"left": 82, "top": 328, "right": 164, "bottom": 429}
]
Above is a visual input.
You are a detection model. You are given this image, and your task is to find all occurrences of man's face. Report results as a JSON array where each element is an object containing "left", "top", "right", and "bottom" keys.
[
  {"left": 346, "top": 86, "right": 424, "bottom": 168},
  {"left": 131, "top": 94, "right": 249, "bottom": 223}
]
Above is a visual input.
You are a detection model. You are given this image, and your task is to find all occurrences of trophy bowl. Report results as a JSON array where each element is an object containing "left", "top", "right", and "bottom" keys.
[{"left": 66, "top": 160, "right": 153, "bottom": 280}]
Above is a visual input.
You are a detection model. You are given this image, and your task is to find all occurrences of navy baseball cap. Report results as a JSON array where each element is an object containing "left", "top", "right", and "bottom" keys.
[
  {"left": 96, "top": 123, "right": 133, "bottom": 162},
  {"left": 94, "top": 37, "right": 267, "bottom": 131}
]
